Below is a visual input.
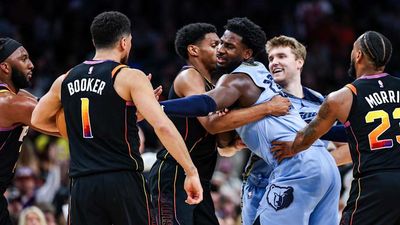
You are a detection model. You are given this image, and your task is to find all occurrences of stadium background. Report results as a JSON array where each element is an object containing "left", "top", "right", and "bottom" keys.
[{"left": 1, "top": 0, "right": 399, "bottom": 224}]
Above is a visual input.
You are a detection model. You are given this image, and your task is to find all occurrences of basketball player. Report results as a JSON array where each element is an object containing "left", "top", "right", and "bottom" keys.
[
  {"left": 149, "top": 23, "right": 290, "bottom": 225},
  {"left": 160, "top": 17, "right": 341, "bottom": 225},
  {"left": 241, "top": 35, "right": 351, "bottom": 225},
  {"left": 271, "top": 31, "right": 400, "bottom": 225},
  {"left": 31, "top": 11, "right": 203, "bottom": 225},
  {"left": 0, "top": 37, "right": 36, "bottom": 225}
]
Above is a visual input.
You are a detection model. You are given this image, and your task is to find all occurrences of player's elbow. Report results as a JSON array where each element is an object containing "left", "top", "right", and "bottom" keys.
[
  {"left": 31, "top": 109, "right": 44, "bottom": 128},
  {"left": 153, "top": 121, "right": 175, "bottom": 138},
  {"left": 31, "top": 108, "right": 51, "bottom": 130}
]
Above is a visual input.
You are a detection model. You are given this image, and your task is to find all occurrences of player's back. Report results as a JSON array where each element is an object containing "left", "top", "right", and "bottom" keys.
[
  {"left": 345, "top": 73, "right": 400, "bottom": 177},
  {"left": 61, "top": 60, "right": 142, "bottom": 178},
  {"left": 234, "top": 62, "right": 325, "bottom": 167}
]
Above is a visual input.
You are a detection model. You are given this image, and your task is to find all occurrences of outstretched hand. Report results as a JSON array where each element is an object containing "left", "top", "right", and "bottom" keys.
[{"left": 271, "top": 140, "right": 296, "bottom": 163}]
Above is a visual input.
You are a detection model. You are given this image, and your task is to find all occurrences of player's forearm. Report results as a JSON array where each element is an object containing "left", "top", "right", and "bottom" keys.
[
  {"left": 206, "top": 105, "right": 270, "bottom": 134},
  {"left": 160, "top": 94, "right": 217, "bottom": 117},
  {"left": 292, "top": 125, "right": 320, "bottom": 153},
  {"left": 154, "top": 122, "right": 198, "bottom": 176},
  {"left": 31, "top": 107, "right": 58, "bottom": 133}
]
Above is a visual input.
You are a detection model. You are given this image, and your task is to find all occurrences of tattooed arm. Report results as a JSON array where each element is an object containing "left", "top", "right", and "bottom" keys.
[
  {"left": 291, "top": 98, "right": 338, "bottom": 151},
  {"left": 272, "top": 87, "right": 353, "bottom": 162}
]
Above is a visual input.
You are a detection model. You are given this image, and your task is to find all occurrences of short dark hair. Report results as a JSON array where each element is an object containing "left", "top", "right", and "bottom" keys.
[
  {"left": 90, "top": 11, "right": 131, "bottom": 49},
  {"left": 224, "top": 17, "right": 266, "bottom": 57},
  {"left": 175, "top": 23, "right": 217, "bottom": 60},
  {"left": 358, "top": 31, "right": 392, "bottom": 68}
]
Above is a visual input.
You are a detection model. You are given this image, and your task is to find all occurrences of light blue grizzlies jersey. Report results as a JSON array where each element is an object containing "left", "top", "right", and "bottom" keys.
[
  {"left": 234, "top": 61, "right": 325, "bottom": 167},
  {"left": 244, "top": 87, "right": 327, "bottom": 178},
  {"left": 237, "top": 62, "right": 340, "bottom": 225}
]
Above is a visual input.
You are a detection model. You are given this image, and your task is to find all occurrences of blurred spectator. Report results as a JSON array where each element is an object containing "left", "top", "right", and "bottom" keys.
[
  {"left": 36, "top": 203, "right": 58, "bottom": 225},
  {"left": 14, "top": 167, "right": 37, "bottom": 208},
  {"left": 18, "top": 206, "right": 47, "bottom": 225}
]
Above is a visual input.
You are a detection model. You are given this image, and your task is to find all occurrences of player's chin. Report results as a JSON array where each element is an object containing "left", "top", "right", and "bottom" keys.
[{"left": 272, "top": 73, "right": 285, "bottom": 82}]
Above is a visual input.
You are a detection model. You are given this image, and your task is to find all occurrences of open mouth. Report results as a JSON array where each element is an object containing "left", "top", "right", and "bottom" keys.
[
  {"left": 217, "top": 56, "right": 226, "bottom": 64},
  {"left": 272, "top": 68, "right": 283, "bottom": 75}
]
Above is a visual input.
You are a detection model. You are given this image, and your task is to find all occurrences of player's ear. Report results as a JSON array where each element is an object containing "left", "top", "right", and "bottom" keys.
[
  {"left": 296, "top": 58, "right": 304, "bottom": 70},
  {"left": 120, "top": 36, "right": 128, "bottom": 51},
  {"left": 355, "top": 50, "right": 363, "bottom": 63},
  {"left": 0, "top": 62, "right": 10, "bottom": 74},
  {"left": 243, "top": 48, "right": 253, "bottom": 61},
  {"left": 187, "top": 45, "right": 199, "bottom": 57}
]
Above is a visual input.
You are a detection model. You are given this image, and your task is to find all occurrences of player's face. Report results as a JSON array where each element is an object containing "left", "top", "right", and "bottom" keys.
[
  {"left": 216, "top": 30, "right": 247, "bottom": 73},
  {"left": 268, "top": 46, "right": 302, "bottom": 87},
  {"left": 197, "top": 33, "right": 220, "bottom": 71},
  {"left": 5, "top": 47, "right": 34, "bottom": 89}
]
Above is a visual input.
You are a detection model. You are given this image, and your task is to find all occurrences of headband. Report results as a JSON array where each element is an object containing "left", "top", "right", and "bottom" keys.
[{"left": 0, "top": 38, "right": 22, "bottom": 63}]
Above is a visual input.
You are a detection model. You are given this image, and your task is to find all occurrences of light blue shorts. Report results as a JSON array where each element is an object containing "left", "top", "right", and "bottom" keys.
[
  {"left": 242, "top": 174, "right": 269, "bottom": 225},
  {"left": 257, "top": 146, "right": 340, "bottom": 225}
]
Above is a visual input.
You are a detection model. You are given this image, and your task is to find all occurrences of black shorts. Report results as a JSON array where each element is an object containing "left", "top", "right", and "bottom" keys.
[
  {"left": 149, "top": 159, "right": 218, "bottom": 225},
  {"left": 69, "top": 170, "right": 154, "bottom": 225},
  {"left": 340, "top": 170, "right": 400, "bottom": 225},
  {"left": 0, "top": 195, "right": 12, "bottom": 225}
]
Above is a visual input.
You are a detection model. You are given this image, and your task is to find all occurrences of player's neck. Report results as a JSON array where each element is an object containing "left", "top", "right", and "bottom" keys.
[
  {"left": 93, "top": 49, "right": 123, "bottom": 63},
  {"left": 356, "top": 68, "right": 385, "bottom": 78},
  {"left": 189, "top": 60, "right": 212, "bottom": 83},
  {"left": 283, "top": 78, "right": 303, "bottom": 98},
  {"left": 0, "top": 80, "right": 17, "bottom": 94}
]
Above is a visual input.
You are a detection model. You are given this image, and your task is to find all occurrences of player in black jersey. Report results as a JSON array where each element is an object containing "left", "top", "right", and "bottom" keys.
[
  {"left": 31, "top": 11, "right": 203, "bottom": 225},
  {"left": 272, "top": 31, "right": 400, "bottom": 225},
  {"left": 0, "top": 38, "right": 46, "bottom": 225},
  {"left": 149, "top": 23, "right": 291, "bottom": 225}
]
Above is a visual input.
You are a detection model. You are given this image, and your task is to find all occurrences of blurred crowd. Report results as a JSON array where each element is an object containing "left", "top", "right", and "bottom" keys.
[{"left": 1, "top": 0, "right": 400, "bottom": 224}]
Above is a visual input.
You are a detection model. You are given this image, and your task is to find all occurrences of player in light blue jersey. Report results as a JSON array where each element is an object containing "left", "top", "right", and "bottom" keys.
[
  {"left": 241, "top": 35, "right": 351, "bottom": 225},
  {"left": 160, "top": 18, "right": 341, "bottom": 225}
]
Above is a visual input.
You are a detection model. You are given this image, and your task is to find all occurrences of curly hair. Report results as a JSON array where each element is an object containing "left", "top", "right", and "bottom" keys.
[
  {"left": 90, "top": 11, "right": 131, "bottom": 49},
  {"left": 224, "top": 17, "right": 266, "bottom": 57},
  {"left": 175, "top": 23, "right": 217, "bottom": 60},
  {"left": 358, "top": 31, "right": 392, "bottom": 68}
]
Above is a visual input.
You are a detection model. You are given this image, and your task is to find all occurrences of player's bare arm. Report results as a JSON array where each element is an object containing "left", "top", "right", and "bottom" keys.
[
  {"left": 115, "top": 68, "right": 203, "bottom": 204},
  {"left": 31, "top": 75, "right": 65, "bottom": 133},
  {"left": 271, "top": 87, "right": 353, "bottom": 162},
  {"left": 174, "top": 69, "right": 290, "bottom": 134},
  {"left": 0, "top": 92, "right": 35, "bottom": 127},
  {"left": 0, "top": 90, "right": 59, "bottom": 136}
]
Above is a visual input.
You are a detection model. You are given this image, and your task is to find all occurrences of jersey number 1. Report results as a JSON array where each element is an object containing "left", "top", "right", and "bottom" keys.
[
  {"left": 81, "top": 98, "right": 93, "bottom": 138},
  {"left": 365, "top": 108, "right": 400, "bottom": 150}
]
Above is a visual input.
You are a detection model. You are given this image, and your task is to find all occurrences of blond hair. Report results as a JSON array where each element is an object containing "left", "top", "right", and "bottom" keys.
[
  {"left": 266, "top": 35, "right": 306, "bottom": 61},
  {"left": 18, "top": 206, "right": 47, "bottom": 225}
]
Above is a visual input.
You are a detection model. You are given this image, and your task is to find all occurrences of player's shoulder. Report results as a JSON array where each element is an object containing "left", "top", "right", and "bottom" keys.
[
  {"left": 326, "top": 86, "right": 352, "bottom": 106},
  {"left": 175, "top": 67, "right": 204, "bottom": 82},
  {"left": 118, "top": 67, "right": 146, "bottom": 79}
]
